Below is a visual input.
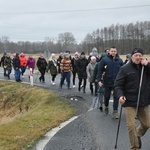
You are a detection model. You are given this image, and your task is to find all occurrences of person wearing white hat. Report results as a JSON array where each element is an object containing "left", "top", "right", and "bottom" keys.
[
  {"left": 87, "top": 56, "right": 97, "bottom": 95},
  {"left": 47, "top": 53, "right": 58, "bottom": 85},
  {"left": 72, "top": 52, "right": 79, "bottom": 88}
]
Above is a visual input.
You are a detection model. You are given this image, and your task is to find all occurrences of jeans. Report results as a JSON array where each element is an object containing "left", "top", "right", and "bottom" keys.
[
  {"left": 60, "top": 71, "right": 71, "bottom": 88},
  {"left": 14, "top": 68, "right": 21, "bottom": 81}
]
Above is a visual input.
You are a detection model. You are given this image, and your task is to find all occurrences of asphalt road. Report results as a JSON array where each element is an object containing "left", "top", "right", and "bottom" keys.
[{"left": 0, "top": 68, "right": 149, "bottom": 150}]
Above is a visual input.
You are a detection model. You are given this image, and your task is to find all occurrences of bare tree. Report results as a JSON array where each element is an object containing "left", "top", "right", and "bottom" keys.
[{"left": 57, "top": 32, "right": 76, "bottom": 51}]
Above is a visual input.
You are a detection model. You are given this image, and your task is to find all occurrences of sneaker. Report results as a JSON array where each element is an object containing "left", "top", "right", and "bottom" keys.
[
  {"left": 105, "top": 106, "right": 109, "bottom": 114},
  {"left": 113, "top": 110, "right": 119, "bottom": 119},
  {"left": 80, "top": 85, "right": 83, "bottom": 89},
  {"left": 73, "top": 85, "right": 75, "bottom": 88}
]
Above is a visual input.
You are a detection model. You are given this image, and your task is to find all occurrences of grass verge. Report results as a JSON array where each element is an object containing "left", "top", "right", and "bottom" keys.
[{"left": 0, "top": 81, "right": 76, "bottom": 150}]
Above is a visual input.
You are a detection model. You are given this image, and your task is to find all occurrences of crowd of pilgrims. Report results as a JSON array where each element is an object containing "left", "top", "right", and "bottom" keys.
[{"left": 0, "top": 47, "right": 129, "bottom": 96}]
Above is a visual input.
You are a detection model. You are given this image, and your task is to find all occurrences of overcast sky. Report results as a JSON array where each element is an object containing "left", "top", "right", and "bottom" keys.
[{"left": 0, "top": 0, "right": 150, "bottom": 43}]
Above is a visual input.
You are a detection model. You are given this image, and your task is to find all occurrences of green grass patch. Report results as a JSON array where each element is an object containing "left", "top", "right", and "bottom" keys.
[{"left": 0, "top": 81, "right": 76, "bottom": 150}]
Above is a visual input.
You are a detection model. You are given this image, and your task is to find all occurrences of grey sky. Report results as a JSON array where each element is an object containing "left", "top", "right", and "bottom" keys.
[{"left": 0, "top": 0, "right": 150, "bottom": 43}]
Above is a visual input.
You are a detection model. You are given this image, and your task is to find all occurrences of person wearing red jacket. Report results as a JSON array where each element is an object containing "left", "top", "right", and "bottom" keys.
[{"left": 19, "top": 52, "right": 27, "bottom": 78}]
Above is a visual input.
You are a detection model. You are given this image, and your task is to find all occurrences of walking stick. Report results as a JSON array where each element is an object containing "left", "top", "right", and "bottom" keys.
[
  {"left": 114, "top": 106, "right": 123, "bottom": 149},
  {"left": 135, "top": 65, "right": 144, "bottom": 119}
]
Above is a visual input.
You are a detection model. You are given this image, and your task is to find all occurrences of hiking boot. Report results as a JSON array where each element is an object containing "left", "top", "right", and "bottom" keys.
[
  {"left": 113, "top": 110, "right": 119, "bottom": 119},
  {"left": 105, "top": 106, "right": 109, "bottom": 114}
]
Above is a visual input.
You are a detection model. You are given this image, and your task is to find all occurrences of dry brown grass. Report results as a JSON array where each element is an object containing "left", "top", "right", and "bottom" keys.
[{"left": 0, "top": 81, "right": 76, "bottom": 150}]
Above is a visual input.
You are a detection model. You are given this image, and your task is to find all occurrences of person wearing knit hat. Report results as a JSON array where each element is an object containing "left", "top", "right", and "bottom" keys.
[
  {"left": 87, "top": 55, "right": 97, "bottom": 95},
  {"left": 114, "top": 48, "right": 150, "bottom": 150},
  {"left": 91, "top": 56, "right": 96, "bottom": 60},
  {"left": 88, "top": 47, "right": 100, "bottom": 63},
  {"left": 19, "top": 52, "right": 27, "bottom": 78},
  {"left": 131, "top": 48, "right": 143, "bottom": 56},
  {"left": 76, "top": 52, "right": 88, "bottom": 93},
  {"left": 81, "top": 52, "right": 85, "bottom": 55},
  {"left": 47, "top": 53, "right": 57, "bottom": 85},
  {"left": 72, "top": 52, "right": 79, "bottom": 88}
]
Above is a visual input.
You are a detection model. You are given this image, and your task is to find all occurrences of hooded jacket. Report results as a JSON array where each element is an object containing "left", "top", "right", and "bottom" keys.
[
  {"left": 19, "top": 53, "right": 27, "bottom": 67},
  {"left": 97, "top": 54, "right": 123, "bottom": 87},
  {"left": 114, "top": 61, "right": 150, "bottom": 107}
]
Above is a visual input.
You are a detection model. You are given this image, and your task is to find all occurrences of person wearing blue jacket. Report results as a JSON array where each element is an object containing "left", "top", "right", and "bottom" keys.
[{"left": 97, "top": 46, "right": 123, "bottom": 119}]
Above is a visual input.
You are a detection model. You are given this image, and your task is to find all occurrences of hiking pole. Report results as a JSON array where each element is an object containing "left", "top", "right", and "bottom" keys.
[
  {"left": 115, "top": 106, "right": 123, "bottom": 149},
  {"left": 135, "top": 65, "right": 144, "bottom": 119}
]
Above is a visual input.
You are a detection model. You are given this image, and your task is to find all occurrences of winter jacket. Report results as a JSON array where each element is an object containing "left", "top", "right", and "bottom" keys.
[
  {"left": 36, "top": 57, "right": 47, "bottom": 70},
  {"left": 76, "top": 57, "right": 88, "bottom": 79},
  {"left": 86, "top": 62, "right": 97, "bottom": 82},
  {"left": 26, "top": 57, "right": 35, "bottom": 69},
  {"left": 114, "top": 61, "right": 150, "bottom": 107},
  {"left": 13, "top": 56, "right": 20, "bottom": 69},
  {"left": 1, "top": 55, "right": 6, "bottom": 67},
  {"left": 4, "top": 57, "right": 12, "bottom": 70},
  {"left": 19, "top": 55, "right": 27, "bottom": 67},
  {"left": 57, "top": 56, "right": 63, "bottom": 73},
  {"left": 92, "top": 63, "right": 98, "bottom": 83},
  {"left": 47, "top": 60, "right": 57, "bottom": 75},
  {"left": 97, "top": 55, "right": 123, "bottom": 87},
  {"left": 72, "top": 57, "right": 78, "bottom": 73},
  {"left": 60, "top": 58, "right": 72, "bottom": 72}
]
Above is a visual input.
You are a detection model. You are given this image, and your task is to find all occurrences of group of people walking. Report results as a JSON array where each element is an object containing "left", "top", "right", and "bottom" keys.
[
  {"left": 0, "top": 52, "right": 35, "bottom": 82},
  {"left": 0, "top": 47, "right": 150, "bottom": 150}
]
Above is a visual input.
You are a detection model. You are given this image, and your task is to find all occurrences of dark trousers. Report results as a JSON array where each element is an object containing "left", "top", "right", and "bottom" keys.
[
  {"left": 39, "top": 69, "right": 46, "bottom": 82},
  {"left": 60, "top": 71, "right": 71, "bottom": 88},
  {"left": 14, "top": 68, "right": 21, "bottom": 81},
  {"left": 78, "top": 78, "right": 86, "bottom": 91},
  {"left": 104, "top": 87, "right": 118, "bottom": 110},
  {"left": 6, "top": 69, "right": 11, "bottom": 78},
  {"left": 52, "top": 74, "right": 57, "bottom": 82},
  {"left": 21, "top": 66, "right": 26, "bottom": 76},
  {"left": 90, "top": 82, "right": 98, "bottom": 95},
  {"left": 3, "top": 67, "right": 6, "bottom": 76},
  {"left": 72, "top": 71, "right": 77, "bottom": 85}
]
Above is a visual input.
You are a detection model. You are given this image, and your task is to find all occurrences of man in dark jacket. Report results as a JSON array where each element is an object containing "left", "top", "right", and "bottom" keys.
[
  {"left": 114, "top": 48, "right": 150, "bottom": 150},
  {"left": 97, "top": 46, "right": 123, "bottom": 118},
  {"left": 13, "top": 53, "right": 21, "bottom": 82}
]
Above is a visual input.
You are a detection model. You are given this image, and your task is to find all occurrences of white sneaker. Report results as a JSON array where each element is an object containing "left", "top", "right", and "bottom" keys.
[
  {"left": 73, "top": 85, "right": 75, "bottom": 88},
  {"left": 52, "top": 82, "right": 55, "bottom": 85}
]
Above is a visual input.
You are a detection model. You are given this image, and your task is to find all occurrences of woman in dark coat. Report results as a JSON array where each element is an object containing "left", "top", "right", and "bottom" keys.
[
  {"left": 47, "top": 53, "right": 58, "bottom": 85},
  {"left": 36, "top": 54, "right": 47, "bottom": 83},
  {"left": 4, "top": 54, "right": 12, "bottom": 79},
  {"left": 72, "top": 52, "right": 79, "bottom": 88},
  {"left": 76, "top": 52, "right": 88, "bottom": 93}
]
